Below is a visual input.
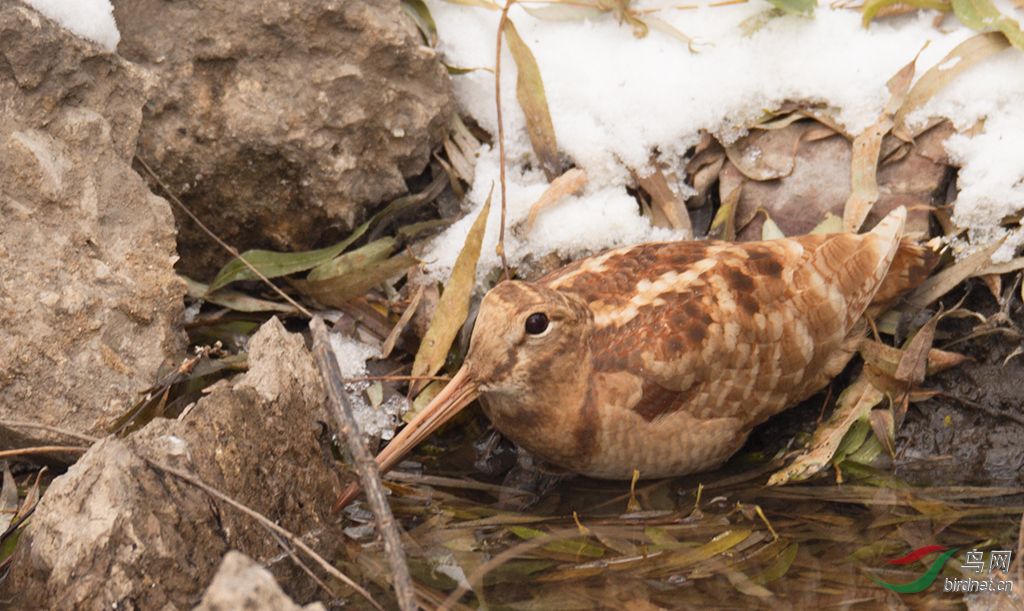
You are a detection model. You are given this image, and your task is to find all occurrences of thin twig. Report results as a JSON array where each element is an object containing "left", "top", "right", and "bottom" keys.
[
  {"left": 0, "top": 420, "right": 100, "bottom": 445},
  {"left": 494, "top": 0, "right": 515, "bottom": 280},
  {"left": 310, "top": 317, "right": 417, "bottom": 611},
  {"left": 347, "top": 374, "right": 452, "bottom": 383},
  {"left": 0, "top": 446, "right": 87, "bottom": 459},
  {"left": 145, "top": 458, "right": 383, "bottom": 611},
  {"left": 267, "top": 530, "right": 339, "bottom": 601},
  {"left": 135, "top": 156, "right": 314, "bottom": 318}
]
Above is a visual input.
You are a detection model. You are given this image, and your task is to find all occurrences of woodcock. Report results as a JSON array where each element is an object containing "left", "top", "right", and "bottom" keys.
[{"left": 341, "top": 206, "right": 933, "bottom": 504}]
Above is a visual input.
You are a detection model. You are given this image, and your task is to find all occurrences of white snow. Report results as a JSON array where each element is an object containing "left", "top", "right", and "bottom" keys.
[
  {"left": 328, "top": 334, "right": 410, "bottom": 441},
  {"left": 423, "top": 0, "right": 1024, "bottom": 275},
  {"left": 24, "top": 0, "right": 120, "bottom": 51}
]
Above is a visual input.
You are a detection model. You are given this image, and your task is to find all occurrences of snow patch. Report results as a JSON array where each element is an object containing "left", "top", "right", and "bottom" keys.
[
  {"left": 24, "top": 0, "right": 120, "bottom": 51},
  {"left": 327, "top": 334, "right": 410, "bottom": 442},
  {"left": 424, "top": 0, "right": 1023, "bottom": 276}
]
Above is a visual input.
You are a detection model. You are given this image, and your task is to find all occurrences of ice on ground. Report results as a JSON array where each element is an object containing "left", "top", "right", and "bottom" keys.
[
  {"left": 328, "top": 334, "right": 410, "bottom": 442},
  {"left": 423, "top": 0, "right": 1024, "bottom": 276},
  {"left": 24, "top": 0, "right": 120, "bottom": 51}
]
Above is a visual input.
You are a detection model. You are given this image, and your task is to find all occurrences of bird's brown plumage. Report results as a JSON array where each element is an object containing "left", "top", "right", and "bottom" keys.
[{"left": 341, "top": 206, "right": 932, "bottom": 508}]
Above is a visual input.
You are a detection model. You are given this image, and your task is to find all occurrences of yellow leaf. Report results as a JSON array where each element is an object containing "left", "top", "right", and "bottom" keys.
[
  {"left": 409, "top": 191, "right": 492, "bottom": 392},
  {"left": 503, "top": 19, "right": 560, "bottom": 180}
]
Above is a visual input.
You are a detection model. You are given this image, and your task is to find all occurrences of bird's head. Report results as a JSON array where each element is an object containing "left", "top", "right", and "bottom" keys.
[{"left": 366, "top": 280, "right": 592, "bottom": 479}]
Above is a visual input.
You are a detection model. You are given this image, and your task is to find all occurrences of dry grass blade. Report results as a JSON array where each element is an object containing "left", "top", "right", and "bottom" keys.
[
  {"left": 525, "top": 168, "right": 588, "bottom": 231},
  {"left": 311, "top": 317, "right": 416, "bottom": 611},
  {"left": 893, "top": 32, "right": 1010, "bottom": 141},
  {"left": 768, "top": 373, "right": 886, "bottom": 485},
  {"left": 709, "top": 176, "right": 742, "bottom": 241},
  {"left": 0, "top": 420, "right": 101, "bottom": 445},
  {"left": 634, "top": 166, "right": 693, "bottom": 237},
  {"left": 843, "top": 56, "right": 917, "bottom": 232},
  {"left": 410, "top": 190, "right": 492, "bottom": 394},
  {"left": 502, "top": 18, "right": 560, "bottom": 181},
  {"left": 903, "top": 238, "right": 1005, "bottom": 310}
]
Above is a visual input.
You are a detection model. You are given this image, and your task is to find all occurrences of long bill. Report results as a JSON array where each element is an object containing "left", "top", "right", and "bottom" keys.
[{"left": 333, "top": 365, "right": 479, "bottom": 510}]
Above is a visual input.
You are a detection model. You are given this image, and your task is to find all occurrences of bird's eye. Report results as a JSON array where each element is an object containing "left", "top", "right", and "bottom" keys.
[{"left": 524, "top": 312, "right": 549, "bottom": 335}]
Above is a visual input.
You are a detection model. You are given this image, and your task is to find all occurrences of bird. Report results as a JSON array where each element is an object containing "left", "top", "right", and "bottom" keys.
[{"left": 338, "top": 206, "right": 933, "bottom": 505}]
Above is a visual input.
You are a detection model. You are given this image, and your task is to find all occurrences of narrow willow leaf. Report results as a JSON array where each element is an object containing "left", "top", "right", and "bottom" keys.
[
  {"left": 509, "top": 526, "right": 605, "bottom": 558},
  {"left": 207, "top": 240, "right": 356, "bottom": 295},
  {"left": 768, "top": 373, "right": 885, "bottom": 485},
  {"left": 410, "top": 192, "right": 492, "bottom": 392},
  {"left": 903, "top": 237, "right": 1005, "bottom": 310},
  {"left": 765, "top": 0, "right": 816, "bottom": 16},
  {"left": 183, "top": 276, "right": 299, "bottom": 314},
  {"left": 634, "top": 166, "right": 693, "bottom": 237},
  {"left": 207, "top": 175, "right": 443, "bottom": 293},
  {"left": 862, "top": 0, "right": 950, "bottom": 26},
  {"left": 291, "top": 253, "right": 416, "bottom": 308},
  {"left": 752, "top": 543, "right": 799, "bottom": 584},
  {"left": 952, "top": 0, "right": 1024, "bottom": 49},
  {"left": 893, "top": 32, "right": 1010, "bottom": 140},
  {"left": 402, "top": 0, "right": 438, "bottom": 46},
  {"left": 525, "top": 168, "right": 588, "bottom": 231},
  {"left": 503, "top": 19, "right": 560, "bottom": 180},
  {"left": 843, "top": 57, "right": 917, "bottom": 233},
  {"left": 308, "top": 238, "right": 396, "bottom": 282},
  {"left": 0, "top": 465, "right": 17, "bottom": 534},
  {"left": 644, "top": 15, "right": 699, "bottom": 52},
  {"left": 709, "top": 179, "right": 742, "bottom": 241},
  {"left": 521, "top": 3, "right": 604, "bottom": 21}
]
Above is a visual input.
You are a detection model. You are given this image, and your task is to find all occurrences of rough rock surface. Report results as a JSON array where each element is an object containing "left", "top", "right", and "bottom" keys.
[
  {"left": 0, "top": 0, "right": 185, "bottom": 446},
  {"left": 3, "top": 319, "right": 344, "bottom": 609},
  {"left": 193, "top": 552, "right": 326, "bottom": 611},
  {"left": 112, "top": 0, "right": 455, "bottom": 277}
]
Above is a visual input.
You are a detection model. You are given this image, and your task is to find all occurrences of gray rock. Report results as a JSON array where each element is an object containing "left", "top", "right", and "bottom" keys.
[
  {"left": 112, "top": 0, "right": 455, "bottom": 276},
  {"left": 3, "top": 319, "right": 345, "bottom": 608},
  {"left": 194, "top": 552, "right": 326, "bottom": 611},
  {"left": 0, "top": 0, "right": 185, "bottom": 446}
]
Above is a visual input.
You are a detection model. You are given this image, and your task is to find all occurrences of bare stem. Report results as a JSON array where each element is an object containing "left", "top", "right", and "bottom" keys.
[
  {"left": 494, "top": 0, "right": 515, "bottom": 280},
  {"left": 310, "top": 317, "right": 417, "bottom": 611}
]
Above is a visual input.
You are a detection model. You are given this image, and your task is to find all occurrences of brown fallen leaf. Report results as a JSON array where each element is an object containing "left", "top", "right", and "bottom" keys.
[
  {"left": 633, "top": 166, "right": 693, "bottom": 237},
  {"left": 903, "top": 237, "right": 1006, "bottom": 310},
  {"left": 709, "top": 165, "right": 743, "bottom": 241},
  {"left": 768, "top": 372, "right": 886, "bottom": 485},
  {"left": 843, "top": 56, "right": 917, "bottom": 233},
  {"left": 524, "top": 168, "right": 588, "bottom": 231},
  {"left": 410, "top": 191, "right": 492, "bottom": 394},
  {"left": 291, "top": 253, "right": 417, "bottom": 308},
  {"left": 893, "top": 32, "right": 1010, "bottom": 141},
  {"left": 503, "top": 19, "right": 560, "bottom": 181},
  {"left": 724, "top": 124, "right": 808, "bottom": 182},
  {"left": 894, "top": 311, "right": 940, "bottom": 384},
  {"left": 381, "top": 284, "right": 425, "bottom": 360}
]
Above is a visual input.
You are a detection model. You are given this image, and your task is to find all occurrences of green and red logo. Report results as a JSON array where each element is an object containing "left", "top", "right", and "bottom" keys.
[{"left": 873, "top": 545, "right": 959, "bottom": 593}]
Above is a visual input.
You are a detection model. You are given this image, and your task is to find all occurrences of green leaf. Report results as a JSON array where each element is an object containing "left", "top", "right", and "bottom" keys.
[
  {"left": 509, "top": 526, "right": 605, "bottom": 558},
  {"left": 308, "top": 238, "right": 396, "bottom": 282},
  {"left": 503, "top": 19, "right": 561, "bottom": 181},
  {"left": 409, "top": 190, "right": 492, "bottom": 393},
  {"left": 765, "top": 0, "right": 816, "bottom": 16},
  {"left": 952, "top": 0, "right": 1024, "bottom": 49},
  {"left": 402, "top": 0, "right": 437, "bottom": 46},
  {"left": 291, "top": 253, "right": 416, "bottom": 308}
]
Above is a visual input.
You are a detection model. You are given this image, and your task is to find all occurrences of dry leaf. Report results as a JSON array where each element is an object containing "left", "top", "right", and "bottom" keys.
[
  {"left": 893, "top": 33, "right": 1010, "bottom": 141},
  {"left": 843, "top": 56, "right": 917, "bottom": 233},
  {"left": 633, "top": 166, "right": 693, "bottom": 237},
  {"left": 503, "top": 19, "right": 560, "bottom": 180},
  {"left": 292, "top": 253, "right": 416, "bottom": 307},
  {"left": 761, "top": 213, "right": 786, "bottom": 240},
  {"left": 903, "top": 238, "right": 1005, "bottom": 310},
  {"left": 894, "top": 312, "right": 940, "bottom": 384},
  {"left": 952, "top": 0, "right": 1024, "bottom": 50},
  {"left": 410, "top": 192, "right": 492, "bottom": 393},
  {"left": 768, "top": 373, "right": 886, "bottom": 485},
  {"left": 525, "top": 168, "right": 588, "bottom": 231}
]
